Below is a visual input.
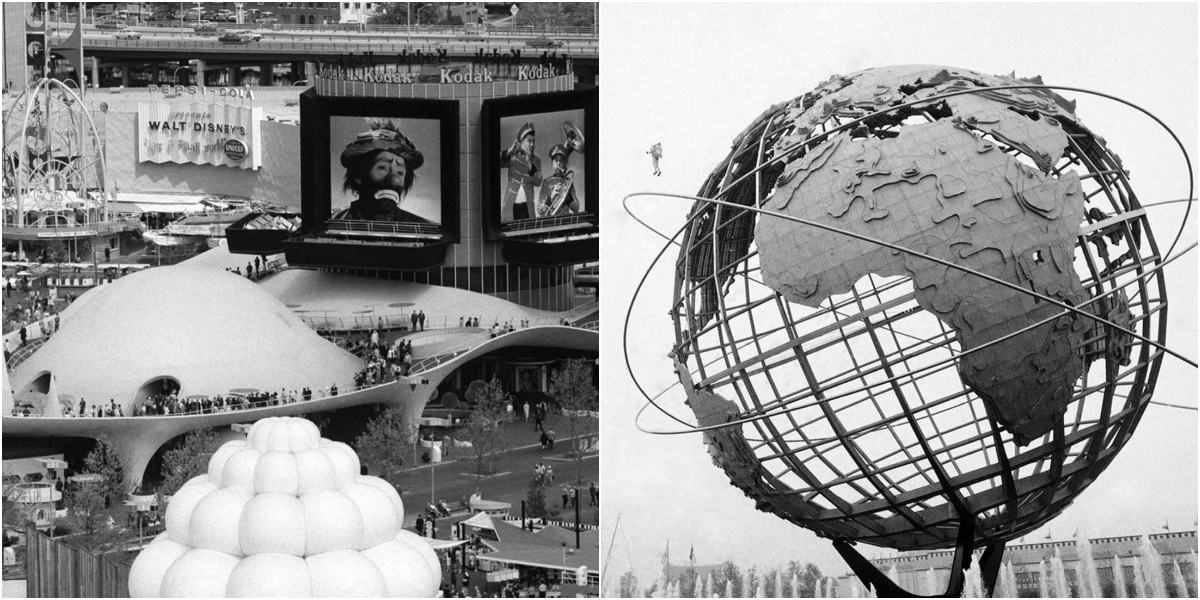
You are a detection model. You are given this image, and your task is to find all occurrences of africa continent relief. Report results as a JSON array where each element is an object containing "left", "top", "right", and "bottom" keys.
[{"left": 758, "top": 113, "right": 1092, "bottom": 446}]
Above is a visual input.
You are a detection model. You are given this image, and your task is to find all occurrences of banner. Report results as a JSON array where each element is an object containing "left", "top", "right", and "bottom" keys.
[{"left": 137, "top": 101, "right": 263, "bottom": 170}]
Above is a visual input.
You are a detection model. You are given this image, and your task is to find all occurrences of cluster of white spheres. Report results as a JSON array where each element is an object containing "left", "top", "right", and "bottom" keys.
[{"left": 128, "top": 417, "right": 441, "bottom": 597}]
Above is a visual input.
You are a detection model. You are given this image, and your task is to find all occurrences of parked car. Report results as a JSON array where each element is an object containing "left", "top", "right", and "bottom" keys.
[
  {"left": 111, "top": 28, "right": 141, "bottom": 40},
  {"left": 456, "top": 30, "right": 486, "bottom": 41},
  {"left": 526, "top": 36, "right": 564, "bottom": 48},
  {"left": 95, "top": 20, "right": 126, "bottom": 31},
  {"left": 218, "top": 31, "right": 256, "bottom": 44}
]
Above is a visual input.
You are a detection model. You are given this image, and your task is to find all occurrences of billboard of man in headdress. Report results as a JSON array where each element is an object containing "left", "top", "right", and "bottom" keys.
[{"left": 329, "top": 117, "right": 442, "bottom": 223}]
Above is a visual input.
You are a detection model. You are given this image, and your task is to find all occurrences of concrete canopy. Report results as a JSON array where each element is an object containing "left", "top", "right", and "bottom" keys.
[{"left": 11, "top": 266, "right": 363, "bottom": 414}]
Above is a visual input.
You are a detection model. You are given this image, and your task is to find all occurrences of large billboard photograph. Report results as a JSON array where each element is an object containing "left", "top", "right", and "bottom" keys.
[
  {"left": 327, "top": 116, "right": 443, "bottom": 225},
  {"left": 482, "top": 89, "right": 598, "bottom": 240},
  {"left": 496, "top": 109, "right": 586, "bottom": 223},
  {"left": 299, "top": 92, "right": 460, "bottom": 244}
]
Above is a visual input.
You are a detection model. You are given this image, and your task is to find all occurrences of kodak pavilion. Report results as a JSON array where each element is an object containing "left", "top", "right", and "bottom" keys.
[{"left": 4, "top": 40, "right": 599, "bottom": 505}]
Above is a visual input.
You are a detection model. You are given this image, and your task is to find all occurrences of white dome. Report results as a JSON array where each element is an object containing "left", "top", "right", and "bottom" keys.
[
  {"left": 11, "top": 266, "right": 363, "bottom": 413},
  {"left": 129, "top": 417, "right": 441, "bottom": 598}
]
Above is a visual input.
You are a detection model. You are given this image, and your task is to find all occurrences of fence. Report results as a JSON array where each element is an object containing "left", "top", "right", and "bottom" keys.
[{"left": 24, "top": 524, "right": 130, "bottom": 598}]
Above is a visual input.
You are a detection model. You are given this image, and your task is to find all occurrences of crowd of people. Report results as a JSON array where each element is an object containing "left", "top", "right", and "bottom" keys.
[
  {"left": 42, "top": 385, "right": 352, "bottom": 418},
  {"left": 345, "top": 329, "right": 417, "bottom": 386}
]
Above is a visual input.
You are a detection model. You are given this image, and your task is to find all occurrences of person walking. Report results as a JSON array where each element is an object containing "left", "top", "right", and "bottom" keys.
[
  {"left": 522, "top": 402, "right": 530, "bottom": 422},
  {"left": 561, "top": 485, "right": 569, "bottom": 509},
  {"left": 418, "top": 310, "right": 426, "bottom": 331},
  {"left": 539, "top": 430, "right": 549, "bottom": 450},
  {"left": 410, "top": 310, "right": 418, "bottom": 331},
  {"left": 547, "top": 429, "right": 556, "bottom": 450},
  {"left": 534, "top": 411, "right": 544, "bottom": 433}
]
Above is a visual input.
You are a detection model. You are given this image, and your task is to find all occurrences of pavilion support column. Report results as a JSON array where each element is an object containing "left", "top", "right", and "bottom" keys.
[
  {"left": 194, "top": 59, "right": 206, "bottom": 86},
  {"left": 227, "top": 67, "right": 240, "bottom": 86},
  {"left": 151, "top": 62, "right": 160, "bottom": 85},
  {"left": 102, "top": 421, "right": 195, "bottom": 491},
  {"left": 119, "top": 65, "right": 131, "bottom": 87},
  {"left": 259, "top": 62, "right": 274, "bottom": 86},
  {"left": 90, "top": 58, "right": 100, "bottom": 89}
]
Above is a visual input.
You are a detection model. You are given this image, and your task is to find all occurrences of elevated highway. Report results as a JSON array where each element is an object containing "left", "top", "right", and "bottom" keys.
[{"left": 80, "top": 29, "right": 597, "bottom": 86}]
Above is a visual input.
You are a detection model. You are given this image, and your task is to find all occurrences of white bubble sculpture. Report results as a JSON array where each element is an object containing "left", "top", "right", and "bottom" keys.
[{"left": 129, "top": 417, "right": 442, "bottom": 598}]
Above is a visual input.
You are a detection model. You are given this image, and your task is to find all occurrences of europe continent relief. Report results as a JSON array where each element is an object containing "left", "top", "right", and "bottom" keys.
[{"left": 757, "top": 120, "right": 1092, "bottom": 445}]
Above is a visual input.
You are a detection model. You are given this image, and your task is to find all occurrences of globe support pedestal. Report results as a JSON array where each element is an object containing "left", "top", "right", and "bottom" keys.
[{"left": 833, "top": 516, "right": 1006, "bottom": 597}]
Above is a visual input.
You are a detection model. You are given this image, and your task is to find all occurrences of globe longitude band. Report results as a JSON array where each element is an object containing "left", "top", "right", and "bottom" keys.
[{"left": 621, "top": 66, "right": 1194, "bottom": 595}]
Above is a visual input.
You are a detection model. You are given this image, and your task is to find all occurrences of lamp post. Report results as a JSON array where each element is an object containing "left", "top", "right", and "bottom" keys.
[
  {"left": 172, "top": 65, "right": 188, "bottom": 84},
  {"left": 416, "top": 3, "right": 434, "bottom": 27}
]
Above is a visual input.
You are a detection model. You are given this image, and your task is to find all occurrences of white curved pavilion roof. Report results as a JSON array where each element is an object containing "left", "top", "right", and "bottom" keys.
[{"left": 11, "top": 266, "right": 363, "bottom": 413}]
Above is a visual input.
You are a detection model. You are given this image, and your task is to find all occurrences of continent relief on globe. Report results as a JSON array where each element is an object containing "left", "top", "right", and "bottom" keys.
[{"left": 758, "top": 118, "right": 1093, "bottom": 446}]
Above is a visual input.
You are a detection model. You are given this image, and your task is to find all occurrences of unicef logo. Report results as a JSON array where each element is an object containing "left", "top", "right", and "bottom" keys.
[{"left": 223, "top": 139, "right": 248, "bottom": 162}]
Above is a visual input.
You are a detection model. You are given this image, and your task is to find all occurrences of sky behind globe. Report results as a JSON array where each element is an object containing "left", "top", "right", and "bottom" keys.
[{"left": 600, "top": 2, "right": 1197, "bottom": 590}]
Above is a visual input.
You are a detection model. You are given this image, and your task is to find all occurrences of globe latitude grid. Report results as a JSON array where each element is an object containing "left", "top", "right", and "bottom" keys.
[{"left": 668, "top": 65, "right": 1169, "bottom": 552}]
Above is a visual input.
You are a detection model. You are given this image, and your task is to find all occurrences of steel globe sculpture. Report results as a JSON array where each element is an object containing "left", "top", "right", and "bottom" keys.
[{"left": 660, "top": 65, "right": 1181, "bottom": 594}]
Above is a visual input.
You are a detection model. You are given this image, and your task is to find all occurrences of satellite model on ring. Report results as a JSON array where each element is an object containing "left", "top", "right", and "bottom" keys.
[{"left": 625, "top": 65, "right": 1196, "bottom": 596}]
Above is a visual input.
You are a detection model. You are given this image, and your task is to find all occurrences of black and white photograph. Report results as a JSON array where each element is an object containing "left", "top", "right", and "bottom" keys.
[
  {"left": 3, "top": 3, "right": 598, "bottom": 598},
  {"left": 496, "top": 109, "right": 587, "bottom": 223},
  {"left": 328, "top": 116, "right": 444, "bottom": 225},
  {"left": 602, "top": 3, "right": 1196, "bottom": 598}
]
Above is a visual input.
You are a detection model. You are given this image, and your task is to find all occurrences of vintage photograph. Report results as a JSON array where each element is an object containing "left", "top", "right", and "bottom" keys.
[
  {"left": 3, "top": 3, "right": 598, "bottom": 598},
  {"left": 497, "top": 109, "right": 587, "bottom": 222},
  {"left": 328, "top": 116, "right": 444, "bottom": 224},
  {"left": 602, "top": 3, "right": 1197, "bottom": 598}
]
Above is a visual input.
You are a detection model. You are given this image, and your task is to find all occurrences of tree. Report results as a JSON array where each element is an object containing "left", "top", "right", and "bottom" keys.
[
  {"left": 678, "top": 566, "right": 698, "bottom": 597},
  {"left": 160, "top": 428, "right": 218, "bottom": 497},
  {"left": 2, "top": 468, "right": 35, "bottom": 531},
  {"left": 549, "top": 359, "right": 598, "bottom": 485},
  {"left": 84, "top": 435, "right": 128, "bottom": 508},
  {"left": 745, "top": 565, "right": 760, "bottom": 598},
  {"left": 511, "top": 3, "right": 596, "bottom": 28},
  {"left": 370, "top": 3, "right": 447, "bottom": 26},
  {"left": 458, "top": 377, "right": 514, "bottom": 492},
  {"left": 796, "top": 562, "right": 823, "bottom": 597},
  {"left": 618, "top": 571, "right": 640, "bottom": 597},
  {"left": 354, "top": 408, "right": 419, "bottom": 489},
  {"left": 711, "top": 560, "right": 744, "bottom": 598},
  {"left": 525, "top": 476, "right": 548, "bottom": 518},
  {"left": 64, "top": 436, "right": 128, "bottom": 551},
  {"left": 63, "top": 477, "right": 122, "bottom": 551},
  {"left": 44, "top": 239, "right": 68, "bottom": 264}
]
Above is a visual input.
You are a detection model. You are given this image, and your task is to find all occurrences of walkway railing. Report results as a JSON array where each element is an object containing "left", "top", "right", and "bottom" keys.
[
  {"left": 13, "top": 379, "right": 396, "bottom": 420},
  {"left": 408, "top": 321, "right": 597, "bottom": 376},
  {"left": 82, "top": 37, "right": 598, "bottom": 58},
  {"left": 295, "top": 299, "right": 598, "bottom": 333},
  {"left": 5, "top": 337, "right": 47, "bottom": 371}
]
